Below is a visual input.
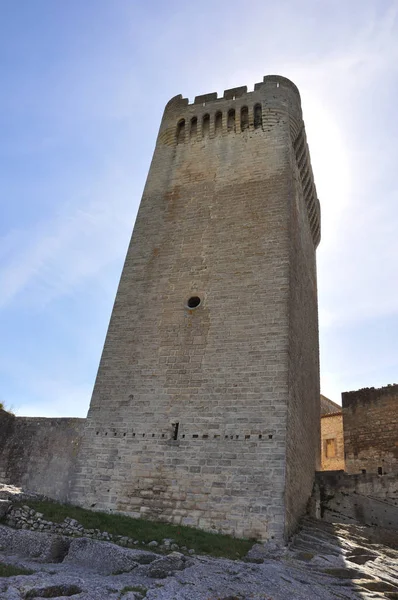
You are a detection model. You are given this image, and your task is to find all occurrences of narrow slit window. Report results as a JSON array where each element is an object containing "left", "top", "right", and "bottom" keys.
[
  {"left": 176, "top": 119, "right": 185, "bottom": 144},
  {"left": 173, "top": 422, "right": 179, "bottom": 440},
  {"left": 215, "top": 111, "right": 222, "bottom": 134},
  {"left": 190, "top": 116, "right": 197, "bottom": 140},
  {"left": 254, "top": 104, "right": 262, "bottom": 129},
  {"left": 202, "top": 113, "right": 210, "bottom": 137},
  {"left": 227, "top": 109, "right": 235, "bottom": 132},
  {"left": 240, "top": 106, "right": 249, "bottom": 131}
]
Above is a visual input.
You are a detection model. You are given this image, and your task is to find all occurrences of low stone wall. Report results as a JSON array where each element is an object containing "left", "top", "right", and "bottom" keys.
[
  {"left": 0, "top": 409, "right": 85, "bottom": 501},
  {"left": 313, "top": 470, "right": 398, "bottom": 531}
]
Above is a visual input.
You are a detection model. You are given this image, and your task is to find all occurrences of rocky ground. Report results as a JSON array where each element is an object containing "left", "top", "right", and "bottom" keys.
[{"left": 1, "top": 484, "right": 398, "bottom": 599}]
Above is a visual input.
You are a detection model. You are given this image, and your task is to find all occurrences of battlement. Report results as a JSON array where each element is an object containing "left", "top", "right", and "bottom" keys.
[
  {"left": 163, "top": 75, "right": 320, "bottom": 248},
  {"left": 342, "top": 384, "right": 398, "bottom": 408},
  {"left": 166, "top": 75, "right": 300, "bottom": 109}
]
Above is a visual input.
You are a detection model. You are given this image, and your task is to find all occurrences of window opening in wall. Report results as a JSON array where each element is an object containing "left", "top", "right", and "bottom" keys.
[
  {"left": 215, "top": 111, "right": 222, "bottom": 135},
  {"left": 172, "top": 422, "right": 179, "bottom": 440},
  {"left": 190, "top": 116, "right": 197, "bottom": 139},
  {"left": 187, "top": 296, "right": 201, "bottom": 309},
  {"left": 254, "top": 104, "right": 262, "bottom": 129},
  {"left": 176, "top": 119, "right": 185, "bottom": 144},
  {"left": 378, "top": 466, "right": 383, "bottom": 475},
  {"left": 325, "top": 438, "right": 336, "bottom": 458},
  {"left": 202, "top": 113, "right": 210, "bottom": 137},
  {"left": 227, "top": 109, "right": 235, "bottom": 132},
  {"left": 361, "top": 469, "right": 366, "bottom": 474},
  {"left": 240, "top": 106, "right": 249, "bottom": 131}
]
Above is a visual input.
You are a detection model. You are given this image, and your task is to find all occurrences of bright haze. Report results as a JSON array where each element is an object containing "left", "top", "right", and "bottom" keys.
[{"left": 1, "top": 1, "right": 397, "bottom": 417}]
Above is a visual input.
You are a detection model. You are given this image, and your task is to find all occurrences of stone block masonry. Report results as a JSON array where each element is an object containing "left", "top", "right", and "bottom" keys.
[
  {"left": 321, "top": 412, "right": 345, "bottom": 471},
  {"left": 70, "top": 75, "right": 321, "bottom": 542},
  {"left": 343, "top": 384, "right": 398, "bottom": 475}
]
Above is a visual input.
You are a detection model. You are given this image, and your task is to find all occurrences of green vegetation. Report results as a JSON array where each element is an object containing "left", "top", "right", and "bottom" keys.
[
  {"left": 14, "top": 499, "right": 254, "bottom": 559},
  {"left": 120, "top": 585, "right": 147, "bottom": 598},
  {"left": 0, "top": 563, "right": 34, "bottom": 577}
]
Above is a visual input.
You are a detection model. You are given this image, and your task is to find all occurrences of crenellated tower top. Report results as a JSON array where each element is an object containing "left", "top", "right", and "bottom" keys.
[{"left": 160, "top": 75, "right": 320, "bottom": 248}]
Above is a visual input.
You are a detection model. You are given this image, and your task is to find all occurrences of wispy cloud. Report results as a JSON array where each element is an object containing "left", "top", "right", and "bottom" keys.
[{"left": 0, "top": 168, "right": 137, "bottom": 311}]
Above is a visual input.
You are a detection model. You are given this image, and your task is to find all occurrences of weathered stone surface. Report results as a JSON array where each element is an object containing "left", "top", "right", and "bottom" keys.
[
  {"left": 314, "top": 470, "right": 398, "bottom": 530},
  {"left": 0, "top": 410, "right": 84, "bottom": 502},
  {"left": 146, "top": 551, "right": 192, "bottom": 578},
  {"left": 64, "top": 537, "right": 154, "bottom": 575},
  {"left": 0, "top": 516, "right": 398, "bottom": 599},
  {"left": 0, "top": 525, "right": 70, "bottom": 562}
]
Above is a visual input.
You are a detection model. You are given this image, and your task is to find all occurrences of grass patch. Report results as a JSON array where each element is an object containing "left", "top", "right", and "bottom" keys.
[
  {"left": 13, "top": 499, "right": 254, "bottom": 559},
  {"left": 0, "top": 562, "right": 34, "bottom": 577}
]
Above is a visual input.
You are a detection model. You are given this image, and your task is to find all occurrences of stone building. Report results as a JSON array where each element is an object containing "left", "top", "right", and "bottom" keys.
[
  {"left": 320, "top": 395, "right": 345, "bottom": 471},
  {"left": 343, "top": 384, "right": 398, "bottom": 475},
  {"left": 70, "top": 75, "right": 321, "bottom": 543}
]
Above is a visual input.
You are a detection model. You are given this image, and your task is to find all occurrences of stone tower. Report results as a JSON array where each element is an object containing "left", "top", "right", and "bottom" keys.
[{"left": 71, "top": 75, "right": 321, "bottom": 542}]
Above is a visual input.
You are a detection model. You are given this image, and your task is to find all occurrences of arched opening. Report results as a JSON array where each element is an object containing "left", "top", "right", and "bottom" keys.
[
  {"left": 176, "top": 119, "right": 185, "bottom": 143},
  {"left": 190, "top": 116, "right": 197, "bottom": 140},
  {"left": 240, "top": 106, "right": 249, "bottom": 131},
  {"left": 215, "top": 111, "right": 222, "bottom": 135},
  {"left": 254, "top": 104, "right": 262, "bottom": 129},
  {"left": 202, "top": 113, "right": 210, "bottom": 137},
  {"left": 227, "top": 109, "right": 235, "bottom": 132}
]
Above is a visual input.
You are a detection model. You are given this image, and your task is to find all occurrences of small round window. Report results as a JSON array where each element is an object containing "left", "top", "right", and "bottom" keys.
[{"left": 187, "top": 296, "right": 201, "bottom": 309}]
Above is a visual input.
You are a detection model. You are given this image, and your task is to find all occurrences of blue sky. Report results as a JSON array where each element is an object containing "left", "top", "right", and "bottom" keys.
[{"left": 1, "top": 0, "right": 397, "bottom": 417}]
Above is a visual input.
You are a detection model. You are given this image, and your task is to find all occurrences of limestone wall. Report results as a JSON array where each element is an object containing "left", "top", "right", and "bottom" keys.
[
  {"left": 315, "top": 470, "right": 398, "bottom": 530},
  {"left": 320, "top": 413, "right": 345, "bottom": 471},
  {"left": 284, "top": 120, "right": 321, "bottom": 538},
  {"left": 71, "top": 75, "right": 321, "bottom": 542},
  {"left": 0, "top": 409, "right": 84, "bottom": 501},
  {"left": 342, "top": 385, "right": 398, "bottom": 475}
]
